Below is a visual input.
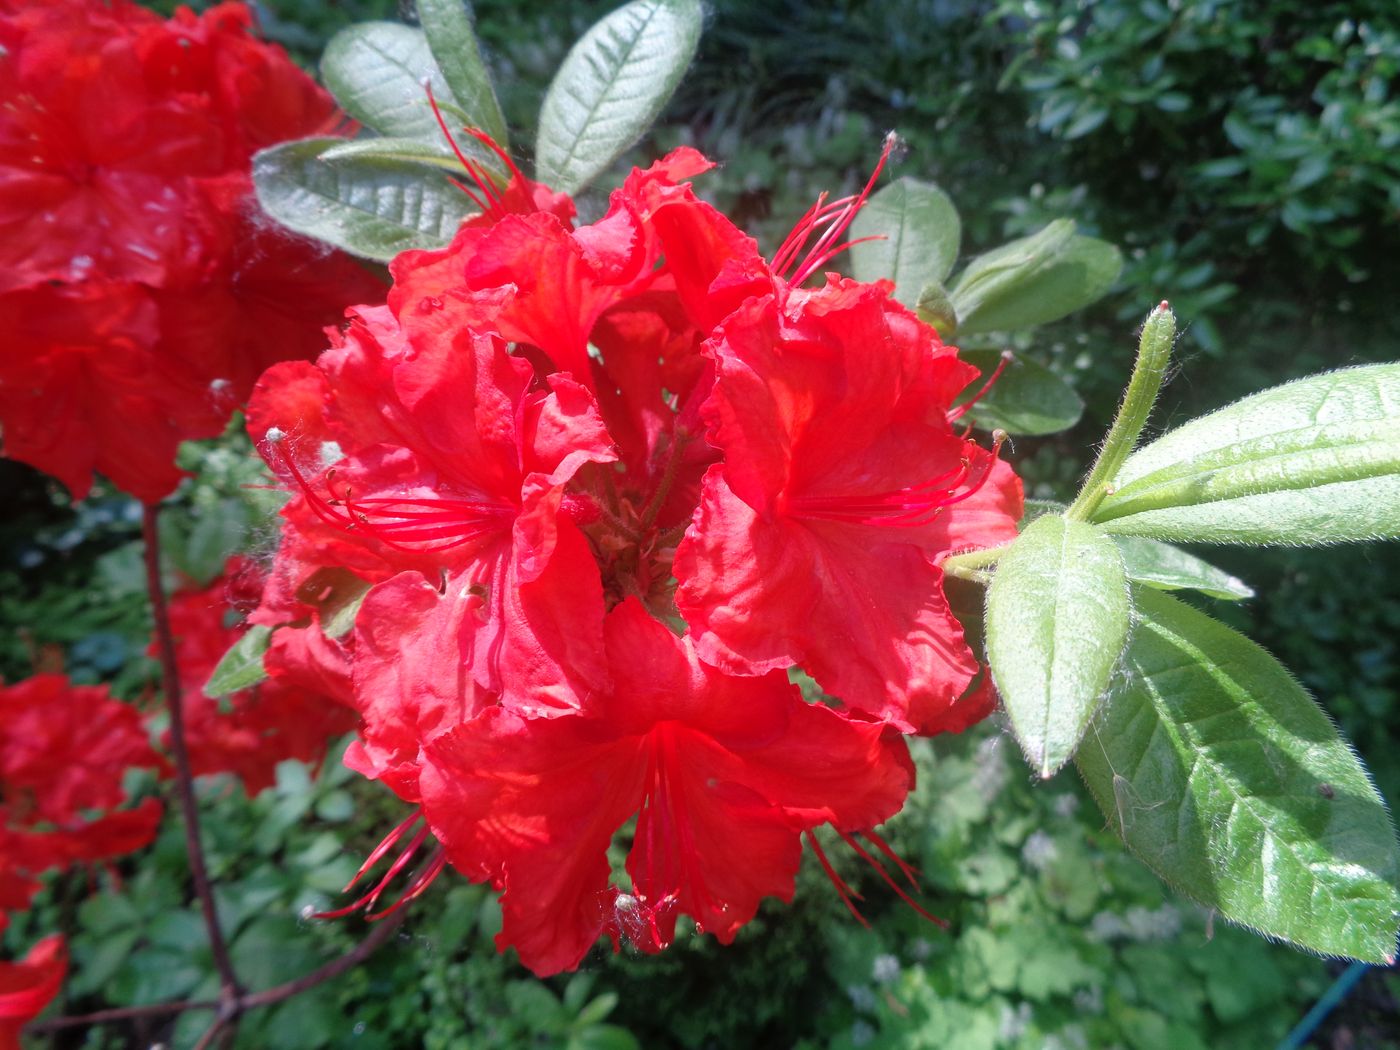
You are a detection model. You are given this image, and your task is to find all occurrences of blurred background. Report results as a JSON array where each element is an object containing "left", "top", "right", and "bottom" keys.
[{"left": 3, "top": 0, "right": 1398, "bottom": 1046}]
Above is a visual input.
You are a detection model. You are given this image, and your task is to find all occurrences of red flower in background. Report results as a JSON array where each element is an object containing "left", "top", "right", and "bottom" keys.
[
  {"left": 157, "top": 558, "right": 358, "bottom": 795},
  {"left": 0, "top": 0, "right": 383, "bottom": 501},
  {"left": 0, "top": 676, "right": 164, "bottom": 930},
  {"left": 0, "top": 935, "right": 66, "bottom": 1050}
]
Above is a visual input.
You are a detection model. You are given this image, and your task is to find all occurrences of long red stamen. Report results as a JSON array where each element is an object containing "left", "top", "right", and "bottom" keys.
[
  {"left": 425, "top": 82, "right": 512, "bottom": 220},
  {"left": 367, "top": 848, "right": 447, "bottom": 920},
  {"left": 947, "top": 350, "right": 1013, "bottom": 424},
  {"left": 342, "top": 810, "right": 421, "bottom": 894},
  {"left": 806, "top": 830, "right": 869, "bottom": 927},
  {"left": 317, "top": 814, "right": 445, "bottom": 921},
  {"left": 264, "top": 437, "right": 512, "bottom": 556},
  {"left": 837, "top": 829, "right": 947, "bottom": 928},
  {"left": 862, "top": 829, "right": 922, "bottom": 892},
  {"left": 780, "top": 131, "right": 899, "bottom": 286},
  {"left": 791, "top": 434, "right": 1005, "bottom": 528}
]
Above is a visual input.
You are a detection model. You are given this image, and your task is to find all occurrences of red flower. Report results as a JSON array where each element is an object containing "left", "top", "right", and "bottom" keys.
[
  {"left": 674, "top": 278, "right": 1022, "bottom": 734},
  {"left": 249, "top": 300, "right": 616, "bottom": 709},
  {"left": 0, "top": 0, "right": 382, "bottom": 501},
  {"left": 418, "top": 600, "right": 913, "bottom": 976},
  {"left": 157, "top": 559, "right": 358, "bottom": 795},
  {"left": 0, "top": 935, "right": 66, "bottom": 1049},
  {"left": 0, "top": 676, "right": 164, "bottom": 929},
  {"left": 251, "top": 136, "right": 1022, "bottom": 967}
]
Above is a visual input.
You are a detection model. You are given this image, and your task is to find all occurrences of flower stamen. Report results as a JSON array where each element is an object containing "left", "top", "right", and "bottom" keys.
[
  {"left": 264, "top": 439, "right": 513, "bottom": 556},
  {"left": 777, "top": 131, "right": 899, "bottom": 286},
  {"left": 790, "top": 433, "right": 1004, "bottom": 528}
]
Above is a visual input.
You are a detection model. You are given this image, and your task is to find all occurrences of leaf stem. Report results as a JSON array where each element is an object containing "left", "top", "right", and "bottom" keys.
[
  {"left": 942, "top": 543, "right": 1010, "bottom": 581},
  {"left": 1066, "top": 302, "right": 1176, "bottom": 522},
  {"left": 141, "top": 503, "right": 242, "bottom": 1008}
]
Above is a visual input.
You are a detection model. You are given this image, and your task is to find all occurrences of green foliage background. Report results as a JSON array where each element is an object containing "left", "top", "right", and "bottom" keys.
[{"left": 4, "top": 0, "right": 1399, "bottom": 1045}]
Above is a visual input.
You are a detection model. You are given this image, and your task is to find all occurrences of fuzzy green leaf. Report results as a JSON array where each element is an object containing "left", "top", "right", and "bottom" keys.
[
  {"left": 253, "top": 138, "right": 473, "bottom": 262},
  {"left": 1113, "top": 536, "right": 1254, "bottom": 600},
  {"left": 416, "top": 0, "right": 509, "bottom": 146},
  {"left": 986, "top": 514, "right": 1131, "bottom": 777},
  {"left": 849, "top": 177, "right": 961, "bottom": 308},
  {"left": 1095, "top": 364, "right": 1400, "bottom": 544},
  {"left": 950, "top": 219, "right": 1122, "bottom": 335},
  {"left": 535, "top": 0, "right": 702, "bottom": 194},
  {"left": 322, "top": 23, "right": 455, "bottom": 141},
  {"left": 318, "top": 135, "right": 490, "bottom": 174},
  {"left": 204, "top": 625, "right": 272, "bottom": 698},
  {"left": 1076, "top": 588, "right": 1400, "bottom": 963},
  {"left": 955, "top": 349, "right": 1084, "bottom": 436}
]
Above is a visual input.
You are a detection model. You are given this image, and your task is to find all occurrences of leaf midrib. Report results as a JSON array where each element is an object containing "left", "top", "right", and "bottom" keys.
[{"left": 550, "top": 1, "right": 664, "bottom": 176}]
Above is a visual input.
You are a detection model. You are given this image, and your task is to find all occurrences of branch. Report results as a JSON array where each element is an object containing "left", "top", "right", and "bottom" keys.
[
  {"left": 141, "top": 503, "right": 242, "bottom": 1004},
  {"left": 27, "top": 909, "right": 409, "bottom": 1037}
]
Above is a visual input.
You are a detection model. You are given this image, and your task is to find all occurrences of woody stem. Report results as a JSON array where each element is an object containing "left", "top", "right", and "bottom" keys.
[
  {"left": 25, "top": 907, "right": 409, "bottom": 1036},
  {"left": 141, "top": 503, "right": 242, "bottom": 1007}
]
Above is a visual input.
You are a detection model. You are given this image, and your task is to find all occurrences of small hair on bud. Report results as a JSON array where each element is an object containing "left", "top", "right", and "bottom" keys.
[{"left": 265, "top": 426, "right": 285, "bottom": 444}]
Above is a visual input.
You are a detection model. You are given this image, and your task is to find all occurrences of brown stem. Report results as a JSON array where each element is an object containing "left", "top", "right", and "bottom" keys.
[
  {"left": 25, "top": 998, "right": 218, "bottom": 1033},
  {"left": 27, "top": 908, "right": 409, "bottom": 1037},
  {"left": 141, "top": 502, "right": 242, "bottom": 1005},
  {"left": 243, "top": 907, "right": 407, "bottom": 1009}
]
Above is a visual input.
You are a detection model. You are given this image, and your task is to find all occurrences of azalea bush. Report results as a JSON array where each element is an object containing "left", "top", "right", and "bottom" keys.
[{"left": 2, "top": 0, "right": 1399, "bottom": 1046}]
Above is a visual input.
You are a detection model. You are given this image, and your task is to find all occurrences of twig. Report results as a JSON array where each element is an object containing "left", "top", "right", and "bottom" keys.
[
  {"left": 27, "top": 884, "right": 411, "bottom": 1037},
  {"left": 25, "top": 998, "right": 218, "bottom": 1033},
  {"left": 30, "top": 508, "right": 412, "bottom": 1043},
  {"left": 191, "top": 910, "right": 409, "bottom": 1049},
  {"left": 141, "top": 503, "right": 242, "bottom": 1006}
]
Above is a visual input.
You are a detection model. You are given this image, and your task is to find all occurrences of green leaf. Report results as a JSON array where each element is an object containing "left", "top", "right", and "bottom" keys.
[
  {"left": 321, "top": 22, "right": 455, "bottom": 141},
  {"left": 204, "top": 625, "right": 272, "bottom": 698},
  {"left": 1113, "top": 535, "right": 1254, "bottom": 600},
  {"left": 416, "top": 0, "right": 509, "bottom": 146},
  {"left": 253, "top": 138, "right": 473, "bottom": 262},
  {"left": 1094, "top": 364, "right": 1400, "bottom": 544},
  {"left": 535, "top": 0, "right": 702, "bottom": 194},
  {"left": 319, "top": 135, "right": 488, "bottom": 174},
  {"left": 953, "top": 349, "right": 1084, "bottom": 436},
  {"left": 1076, "top": 588, "right": 1400, "bottom": 962},
  {"left": 175, "top": 500, "right": 250, "bottom": 586},
  {"left": 914, "top": 281, "right": 957, "bottom": 337},
  {"left": 949, "top": 219, "right": 1122, "bottom": 335},
  {"left": 849, "top": 177, "right": 961, "bottom": 308},
  {"left": 986, "top": 514, "right": 1131, "bottom": 777}
]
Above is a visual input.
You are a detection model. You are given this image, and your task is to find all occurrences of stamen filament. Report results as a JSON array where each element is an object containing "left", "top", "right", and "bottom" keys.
[
  {"left": 836, "top": 829, "right": 947, "bottom": 928},
  {"left": 806, "top": 830, "right": 869, "bottom": 927},
  {"left": 782, "top": 132, "right": 899, "bottom": 286},
  {"left": 947, "top": 350, "right": 1012, "bottom": 424}
]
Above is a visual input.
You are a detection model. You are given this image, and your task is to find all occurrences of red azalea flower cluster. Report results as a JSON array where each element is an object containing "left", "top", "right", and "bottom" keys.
[
  {"left": 0, "top": 676, "right": 165, "bottom": 1034},
  {"left": 0, "top": 935, "right": 64, "bottom": 1050},
  {"left": 157, "top": 558, "right": 358, "bottom": 795},
  {"left": 0, "top": 0, "right": 383, "bottom": 502},
  {"left": 248, "top": 137, "right": 1022, "bottom": 975}
]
